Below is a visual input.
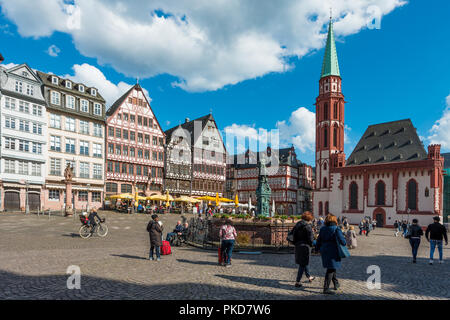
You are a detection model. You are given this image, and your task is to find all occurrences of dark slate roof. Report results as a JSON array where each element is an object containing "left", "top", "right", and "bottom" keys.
[
  {"left": 105, "top": 84, "right": 136, "bottom": 116},
  {"left": 346, "top": 119, "right": 427, "bottom": 166},
  {"left": 37, "top": 71, "right": 105, "bottom": 103},
  {"left": 442, "top": 152, "right": 450, "bottom": 169},
  {"left": 231, "top": 146, "right": 299, "bottom": 169},
  {"left": 165, "top": 113, "right": 215, "bottom": 145}
]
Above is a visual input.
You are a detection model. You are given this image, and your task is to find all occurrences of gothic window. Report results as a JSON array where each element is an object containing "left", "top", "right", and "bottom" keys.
[
  {"left": 334, "top": 102, "right": 338, "bottom": 119},
  {"left": 407, "top": 179, "right": 417, "bottom": 210},
  {"left": 349, "top": 182, "right": 358, "bottom": 209},
  {"left": 324, "top": 102, "right": 328, "bottom": 120},
  {"left": 425, "top": 187, "right": 429, "bottom": 197},
  {"left": 376, "top": 181, "right": 386, "bottom": 206},
  {"left": 323, "top": 162, "right": 327, "bottom": 170},
  {"left": 323, "top": 127, "right": 328, "bottom": 148},
  {"left": 323, "top": 177, "right": 327, "bottom": 188},
  {"left": 333, "top": 126, "right": 337, "bottom": 147}
]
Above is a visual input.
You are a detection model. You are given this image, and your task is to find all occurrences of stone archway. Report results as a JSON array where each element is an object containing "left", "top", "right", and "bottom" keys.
[{"left": 373, "top": 207, "right": 386, "bottom": 227}]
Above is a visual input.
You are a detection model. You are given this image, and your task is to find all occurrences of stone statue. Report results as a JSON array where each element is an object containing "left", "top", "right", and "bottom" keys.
[{"left": 64, "top": 163, "right": 74, "bottom": 181}]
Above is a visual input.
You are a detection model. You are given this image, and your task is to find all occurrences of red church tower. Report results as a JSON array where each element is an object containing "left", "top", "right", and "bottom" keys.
[{"left": 315, "top": 18, "right": 346, "bottom": 191}]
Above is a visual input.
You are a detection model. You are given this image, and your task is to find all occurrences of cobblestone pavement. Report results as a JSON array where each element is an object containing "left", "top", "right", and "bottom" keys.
[{"left": 0, "top": 211, "right": 448, "bottom": 300}]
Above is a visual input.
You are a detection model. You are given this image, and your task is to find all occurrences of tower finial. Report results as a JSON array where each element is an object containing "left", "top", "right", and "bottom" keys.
[
  {"left": 330, "top": 7, "right": 332, "bottom": 21},
  {"left": 136, "top": 77, "right": 139, "bottom": 84}
]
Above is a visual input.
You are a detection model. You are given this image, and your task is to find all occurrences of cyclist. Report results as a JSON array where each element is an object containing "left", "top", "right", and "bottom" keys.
[{"left": 88, "top": 208, "right": 102, "bottom": 231}]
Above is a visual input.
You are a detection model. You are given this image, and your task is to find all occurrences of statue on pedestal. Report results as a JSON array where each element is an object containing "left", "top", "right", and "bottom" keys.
[
  {"left": 64, "top": 164, "right": 74, "bottom": 216},
  {"left": 256, "top": 159, "right": 271, "bottom": 217}
]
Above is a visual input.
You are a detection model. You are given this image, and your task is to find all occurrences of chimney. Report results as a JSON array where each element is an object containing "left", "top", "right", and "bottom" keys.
[{"left": 185, "top": 118, "right": 190, "bottom": 123}]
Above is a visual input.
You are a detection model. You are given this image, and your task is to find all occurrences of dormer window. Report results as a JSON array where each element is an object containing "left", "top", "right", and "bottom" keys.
[
  {"left": 91, "top": 88, "right": 97, "bottom": 96},
  {"left": 52, "top": 76, "right": 58, "bottom": 85},
  {"left": 79, "top": 85, "right": 84, "bottom": 93},
  {"left": 22, "top": 71, "right": 28, "bottom": 77},
  {"left": 66, "top": 81, "right": 72, "bottom": 89}
]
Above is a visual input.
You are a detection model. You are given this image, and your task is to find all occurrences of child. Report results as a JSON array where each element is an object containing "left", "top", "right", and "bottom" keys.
[{"left": 346, "top": 226, "right": 357, "bottom": 249}]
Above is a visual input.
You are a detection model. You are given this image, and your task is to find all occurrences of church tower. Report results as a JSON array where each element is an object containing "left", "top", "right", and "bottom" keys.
[{"left": 315, "top": 18, "right": 345, "bottom": 191}]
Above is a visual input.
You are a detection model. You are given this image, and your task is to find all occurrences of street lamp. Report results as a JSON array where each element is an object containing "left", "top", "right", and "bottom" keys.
[
  {"left": 86, "top": 183, "right": 91, "bottom": 212},
  {"left": 25, "top": 180, "right": 29, "bottom": 215}
]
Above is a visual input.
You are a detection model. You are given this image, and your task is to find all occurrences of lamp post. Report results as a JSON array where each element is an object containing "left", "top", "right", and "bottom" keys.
[
  {"left": 25, "top": 180, "right": 29, "bottom": 215},
  {"left": 86, "top": 183, "right": 91, "bottom": 213}
]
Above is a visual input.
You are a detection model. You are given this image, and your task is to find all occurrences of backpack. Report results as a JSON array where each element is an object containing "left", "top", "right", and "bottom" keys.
[
  {"left": 161, "top": 240, "right": 172, "bottom": 255},
  {"left": 394, "top": 222, "right": 398, "bottom": 228}
]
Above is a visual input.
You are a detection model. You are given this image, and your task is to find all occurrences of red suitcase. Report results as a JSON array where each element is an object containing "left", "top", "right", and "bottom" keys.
[{"left": 161, "top": 240, "right": 172, "bottom": 255}]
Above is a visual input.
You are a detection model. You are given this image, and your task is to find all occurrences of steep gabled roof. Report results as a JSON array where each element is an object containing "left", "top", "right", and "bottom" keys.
[
  {"left": 105, "top": 84, "right": 136, "bottom": 116},
  {"left": 346, "top": 119, "right": 427, "bottom": 166},
  {"left": 165, "top": 113, "right": 216, "bottom": 145}
]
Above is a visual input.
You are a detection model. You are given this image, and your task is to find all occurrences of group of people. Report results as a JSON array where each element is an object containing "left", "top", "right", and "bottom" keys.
[
  {"left": 358, "top": 218, "right": 376, "bottom": 236},
  {"left": 292, "top": 212, "right": 347, "bottom": 294},
  {"left": 400, "top": 216, "right": 448, "bottom": 264}
]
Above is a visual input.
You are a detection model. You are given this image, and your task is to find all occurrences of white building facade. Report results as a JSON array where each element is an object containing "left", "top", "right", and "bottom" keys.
[{"left": 0, "top": 64, "right": 48, "bottom": 212}]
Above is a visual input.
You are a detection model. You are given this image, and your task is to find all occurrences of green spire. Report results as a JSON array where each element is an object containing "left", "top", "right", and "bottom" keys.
[{"left": 320, "top": 19, "right": 340, "bottom": 78}]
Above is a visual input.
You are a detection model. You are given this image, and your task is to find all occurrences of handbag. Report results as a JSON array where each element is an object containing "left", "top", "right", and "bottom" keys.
[
  {"left": 286, "top": 228, "right": 294, "bottom": 244},
  {"left": 336, "top": 230, "right": 350, "bottom": 258}
]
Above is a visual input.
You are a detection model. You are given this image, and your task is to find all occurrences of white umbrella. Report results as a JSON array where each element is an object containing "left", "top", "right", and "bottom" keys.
[{"left": 248, "top": 196, "right": 251, "bottom": 213}]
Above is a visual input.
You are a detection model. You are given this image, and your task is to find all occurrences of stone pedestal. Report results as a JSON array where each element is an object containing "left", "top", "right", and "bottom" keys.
[{"left": 65, "top": 181, "right": 73, "bottom": 217}]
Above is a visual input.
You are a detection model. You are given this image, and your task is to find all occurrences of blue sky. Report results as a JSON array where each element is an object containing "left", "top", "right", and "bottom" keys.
[{"left": 1, "top": 0, "right": 449, "bottom": 166}]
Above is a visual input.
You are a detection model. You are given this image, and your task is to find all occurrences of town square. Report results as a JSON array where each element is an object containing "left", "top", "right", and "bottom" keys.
[{"left": 0, "top": 0, "right": 449, "bottom": 306}]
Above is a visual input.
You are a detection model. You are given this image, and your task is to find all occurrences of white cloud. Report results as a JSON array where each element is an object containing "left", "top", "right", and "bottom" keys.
[
  {"left": 62, "top": 63, "right": 151, "bottom": 107},
  {"left": 427, "top": 95, "right": 450, "bottom": 150},
  {"left": 47, "top": 44, "right": 61, "bottom": 57},
  {"left": 0, "top": 0, "right": 406, "bottom": 92},
  {"left": 277, "top": 107, "right": 316, "bottom": 153}
]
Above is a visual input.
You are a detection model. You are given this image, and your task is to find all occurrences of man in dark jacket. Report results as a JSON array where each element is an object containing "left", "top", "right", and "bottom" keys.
[
  {"left": 406, "top": 219, "right": 424, "bottom": 263},
  {"left": 425, "top": 216, "right": 448, "bottom": 265},
  {"left": 147, "top": 215, "right": 164, "bottom": 261},
  {"left": 292, "top": 212, "right": 315, "bottom": 287}
]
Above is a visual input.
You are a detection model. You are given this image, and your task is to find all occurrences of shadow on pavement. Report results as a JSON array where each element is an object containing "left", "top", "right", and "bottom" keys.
[{"left": 111, "top": 254, "right": 148, "bottom": 260}]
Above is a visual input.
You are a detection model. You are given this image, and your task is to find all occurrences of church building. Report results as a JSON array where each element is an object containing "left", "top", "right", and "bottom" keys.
[{"left": 313, "top": 19, "right": 444, "bottom": 227}]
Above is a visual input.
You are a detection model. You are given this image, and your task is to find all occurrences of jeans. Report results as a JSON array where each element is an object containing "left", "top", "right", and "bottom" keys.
[
  {"left": 324, "top": 268, "right": 338, "bottom": 290},
  {"left": 430, "top": 240, "right": 443, "bottom": 261},
  {"left": 221, "top": 240, "right": 235, "bottom": 264},
  {"left": 296, "top": 265, "right": 311, "bottom": 282},
  {"left": 409, "top": 238, "right": 420, "bottom": 261},
  {"left": 166, "top": 232, "right": 176, "bottom": 242},
  {"left": 150, "top": 246, "right": 161, "bottom": 259}
]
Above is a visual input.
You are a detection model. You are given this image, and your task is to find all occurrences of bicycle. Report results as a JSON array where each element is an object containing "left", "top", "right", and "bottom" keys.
[{"left": 79, "top": 216, "right": 108, "bottom": 239}]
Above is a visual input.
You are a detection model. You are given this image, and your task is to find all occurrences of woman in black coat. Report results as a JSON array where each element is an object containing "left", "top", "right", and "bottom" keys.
[
  {"left": 147, "top": 214, "right": 164, "bottom": 261},
  {"left": 293, "top": 212, "right": 315, "bottom": 287}
]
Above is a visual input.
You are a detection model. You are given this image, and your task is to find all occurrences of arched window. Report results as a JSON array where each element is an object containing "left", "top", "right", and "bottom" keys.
[
  {"left": 319, "top": 202, "right": 323, "bottom": 216},
  {"left": 325, "top": 201, "right": 329, "bottom": 215},
  {"left": 323, "top": 127, "right": 328, "bottom": 148},
  {"left": 407, "top": 179, "right": 417, "bottom": 210},
  {"left": 333, "top": 126, "right": 338, "bottom": 147},
  {"left": 324, "top": 102, "right": 328, "bottom": 120},
  {"left": 334, "top": 102, "right": 338, "bottom": 118},
  {"left": 425, "top": 187, "right": 429, "bottom": 197},
  {"left": 376, "top": 181, "right": 386, "bottom": 206},
  {"left": 323, "top": 162, "right": 327, "bottom": 170},
  {"left": 349, "top": 182, "right": 358, "bottom": 209},
  {"left": 323, "top": 177, "right": 327, "bottom": 188}
]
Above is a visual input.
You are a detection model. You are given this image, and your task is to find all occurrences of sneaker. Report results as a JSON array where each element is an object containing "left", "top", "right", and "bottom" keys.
[
  {"left": 333, "top": 283, "right": 340, "bottom": 290},
  {"left": 439, "top": 260, "right": 444, "bottom": 264},
  {"left": 308, "top": 276, "right": 316, "bottom": 283},
  {"left": 225, "top": 263, "right": 232, "bottom": 267},
  {"left": 294, "top": 282, "right": 302, "bottom": 288},
  {"left": 156, "top": 258, "right": 161, "bottom": 261},
  {"left": 412, "top": 259, "right": 416, "bottom": 263},
  {"left": 429, "top": 260, "right": 433, "bottom": 265},
  {"left": 149, "top": 257, "right": 154, "bottom": 261}
]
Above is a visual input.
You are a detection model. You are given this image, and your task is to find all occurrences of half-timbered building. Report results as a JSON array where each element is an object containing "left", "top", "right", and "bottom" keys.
[{"left": 105, "top": 84, "right": 165, "bottom": 197}]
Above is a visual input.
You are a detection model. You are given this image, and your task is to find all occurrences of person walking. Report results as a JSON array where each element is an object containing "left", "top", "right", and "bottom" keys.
[
  {"left": 406, "top": 219, "right": 423, "bottom": 263},
  {"left": 219, "top": 219, "right": 237, "bottom": 267},
  {"left": 316, "top": 214, "right": 347, "bottom": 294},
  {"left": 425, "top": 216, "right": 448, "bottom": 265},
  {"left": 364, "top": 219, "right": 371, "bottom": 237},
  {"left": 345, "top": 226, "right": 357, "bottom": 249},
  {"left": 394, "top": 220, "right": 400, "bottom": 237},
  {"left": 292, "top": 212, "right": 316, "bottom": 288},
  {"left": 147, "top": 214, "right": 164, "bottom": 261},
  {"left": 359, "top": 220, "right": 364, "bottom": 235},
  {"left": 401, "top": 221, "right": 408, "bottom": 237}
]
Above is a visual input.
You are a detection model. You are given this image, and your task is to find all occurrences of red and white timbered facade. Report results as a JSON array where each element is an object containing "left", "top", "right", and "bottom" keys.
[{"left": 105, "top": 84, "right": 165, "bottom": 196}]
